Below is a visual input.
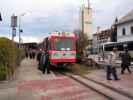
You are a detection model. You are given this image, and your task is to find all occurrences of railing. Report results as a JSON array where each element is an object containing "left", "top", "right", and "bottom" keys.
[
  {"left": 80, "top": 56, "right": 133, "bottom": 68},
  {"left": 80, "top": 57, "right": 100, "bottom": 68}
]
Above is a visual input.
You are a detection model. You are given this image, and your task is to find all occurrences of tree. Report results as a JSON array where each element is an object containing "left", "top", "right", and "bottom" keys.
[
  {"left": 74, "top": 30, "right": 89, "bottom": 57},
  {"left": 0, "top": 37, "right": 25, "bottom": 80}
]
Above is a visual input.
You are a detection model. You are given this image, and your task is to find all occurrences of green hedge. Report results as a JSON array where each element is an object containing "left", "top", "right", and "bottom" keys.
[
  {"left": 0, "top": 64, "right": 8, "bottom": 80},
  {"left": 0, "top": 37, "right": 24, "bottom": 80}
]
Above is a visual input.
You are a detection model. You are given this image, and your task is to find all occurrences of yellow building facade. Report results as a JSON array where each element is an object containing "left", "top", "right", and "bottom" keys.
[{"left": 81, "top": 6, "right": 92, "bottom": 39}]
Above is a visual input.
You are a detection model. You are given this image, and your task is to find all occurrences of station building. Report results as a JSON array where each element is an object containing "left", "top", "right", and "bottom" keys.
[
  {"left": 117, "top": 10, "right": 133, "bottom": 48},
  {"left": 104, "top": 10, "right": 133, "bottom": 52},
  {"left": 92, "top": 10, "right": 133, "bottom": 54}
]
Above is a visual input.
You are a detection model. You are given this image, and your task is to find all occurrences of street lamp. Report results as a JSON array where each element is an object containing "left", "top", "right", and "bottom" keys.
[
  {"left": 97, "top": 26, "right": 100, "bottom": 54},
  {"left": 18, "top": 13, "right": 26, "bottom": 48},
  {"left": 97, "top": 26, "right": 101, "bottom": 61}
]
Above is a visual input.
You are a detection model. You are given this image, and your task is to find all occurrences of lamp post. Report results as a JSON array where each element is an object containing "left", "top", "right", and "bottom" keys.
[
  {"left": 18, "top": 13, "right": 26, "bottom": 48},
  {"left": 97, "top": 26, "right": 100, "bottom": 54},
  {"left": 97, "top": 26, "right": 101, "bottom": 61}
]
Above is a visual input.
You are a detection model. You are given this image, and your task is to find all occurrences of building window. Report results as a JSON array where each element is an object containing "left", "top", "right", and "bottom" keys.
[
  {"left": 122, "top": 28, "right": 126, "bottom": 35},
  {"left": 131, "top": 26, "right": 133, "bottom": 34}
]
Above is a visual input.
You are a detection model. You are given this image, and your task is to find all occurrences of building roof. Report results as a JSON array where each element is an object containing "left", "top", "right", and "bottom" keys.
[{"left": 117, "top": 10, "right": 133, "bottom": 25}]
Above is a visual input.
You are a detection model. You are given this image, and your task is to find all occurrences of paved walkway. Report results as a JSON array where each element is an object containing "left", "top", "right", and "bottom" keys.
[
  {"left": 2, "top": 58, "right": 133, "bottom": 100},
  {"left": 0, "top": 59, "right": 106, "bottom": 100},
  {"left": 16, "top": 59, "right": 106, "bottom": 100},
  {"left": 86, "top": 68, "right": 133, "bottom": 97}
]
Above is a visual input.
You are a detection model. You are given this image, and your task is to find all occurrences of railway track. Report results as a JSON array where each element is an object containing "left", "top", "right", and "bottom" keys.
[
  {"left": 81, "top": 76, "right": 133, "bottom": 99},
  {"left": 59, "top": 72, "right": 133, "bottom": 100}
]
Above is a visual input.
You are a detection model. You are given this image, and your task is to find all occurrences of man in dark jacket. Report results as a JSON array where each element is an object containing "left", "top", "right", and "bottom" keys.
[
  {"left": 37, "top": 50, "right": 42, "bottom": 70},
  {"left": 42, "top": 51, "right": 50, "bottom": 74},
  {"left": 121, "top": 49, "right": 132, "bottom": 74},
  {"left": 25, "top": 48, "right": 29, "bottom": 58},
  {"left": 37, "top": 50, "right": 42, "bottom": 62}
]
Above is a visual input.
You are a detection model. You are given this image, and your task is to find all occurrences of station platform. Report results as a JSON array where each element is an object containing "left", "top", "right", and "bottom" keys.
[{"left": 85, "top": 68, "right": 133, "bottom": 98}]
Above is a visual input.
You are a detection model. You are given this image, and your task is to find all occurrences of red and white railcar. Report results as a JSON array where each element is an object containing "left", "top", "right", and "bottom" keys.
[{"left": 43, "top": 32, "right": 76, "bottom": 66}]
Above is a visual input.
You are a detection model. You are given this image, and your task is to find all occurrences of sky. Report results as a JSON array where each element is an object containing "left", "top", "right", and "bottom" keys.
[{"left": 0, "top": 0, "right": 133, "bottom": 43}]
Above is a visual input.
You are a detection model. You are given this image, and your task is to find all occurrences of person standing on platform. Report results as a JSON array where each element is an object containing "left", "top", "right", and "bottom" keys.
[
  {"left": 25, "top": 48, "right": 29, "bottom": 58},
  {"left": 37, "top": 49, "right": 42, "bottom": 62},
  {"left": 121, "top": 49, "right": 132, "bottom": 74},
  {"left": 106, "top": 48, "right": 120, "bottom": 80},
  {"left": 32, "top": 49, "right": 36, "bottom": 59},
  {"left": 29, "top": 49, "right": 32, "bottom": 59},
  {"left": 42, "top": 51, "right": 50, "bottom": 74},
  {"left": 37, "top": 49, "right": 42, "bottom": 70}
]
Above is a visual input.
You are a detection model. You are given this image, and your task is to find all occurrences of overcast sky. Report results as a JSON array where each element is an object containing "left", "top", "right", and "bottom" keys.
[{"left": 0, "top": 0, "right": 133, "bottom": 43}]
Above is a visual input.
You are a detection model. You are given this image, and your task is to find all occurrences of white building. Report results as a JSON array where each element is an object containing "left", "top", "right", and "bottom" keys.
[
  {"left": 92, "top": 10, "right": 133, "bottom": 54},
  {"left": 117, "top": 10, "right": 133, "bottom": 42},
  {"left": 92, "top": 29, "right": 112, "bottom": 54},
  {"left": 102, "top": 10, "right": 133, "bottom": 53}
]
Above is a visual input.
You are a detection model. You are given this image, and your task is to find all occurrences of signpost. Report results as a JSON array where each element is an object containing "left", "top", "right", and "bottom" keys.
[
  {"left": 11, "top": 15, "right": 17, "bottom": 27},
  {"left": 11, "top": 14, "right": 17, "bottom": 41}
]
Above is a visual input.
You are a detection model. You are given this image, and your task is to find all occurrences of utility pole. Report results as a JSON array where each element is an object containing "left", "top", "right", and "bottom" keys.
[
  {"left": 18, "top": 16, "right": 21, "bottom": 48},
  {"left": 18, "top": 13, "right": 25, "bottom": 48}
]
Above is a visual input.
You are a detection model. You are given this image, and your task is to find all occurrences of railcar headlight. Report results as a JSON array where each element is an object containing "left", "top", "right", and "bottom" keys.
[{"left": 66, "top": 48, "right": 70, "bottom": 51}]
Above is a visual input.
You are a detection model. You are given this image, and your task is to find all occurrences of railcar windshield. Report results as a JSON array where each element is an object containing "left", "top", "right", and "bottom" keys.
[{"left": 53, "top": 38, "right": 75, "bottom": 51}]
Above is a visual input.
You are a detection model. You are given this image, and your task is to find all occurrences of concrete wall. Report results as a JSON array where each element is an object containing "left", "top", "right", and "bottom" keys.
[{"left": 82, "top": 7, "right": 92, "bottom": 38}]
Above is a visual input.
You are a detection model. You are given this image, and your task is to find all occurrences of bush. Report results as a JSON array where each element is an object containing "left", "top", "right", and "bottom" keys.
[
  {"left": 16, "top": 48, "right": 25, "bottom": 66},
  {"left": 0, "top": 64, "right": 7, "bottom": 80},
  {"left": 0, "top": 37, "right": 24, "bottom": 80}
]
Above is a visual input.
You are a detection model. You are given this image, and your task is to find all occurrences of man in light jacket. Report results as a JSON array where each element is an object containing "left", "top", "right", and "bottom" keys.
[{"left": 106, "top": 48, "right": 120, "bottom": 80}]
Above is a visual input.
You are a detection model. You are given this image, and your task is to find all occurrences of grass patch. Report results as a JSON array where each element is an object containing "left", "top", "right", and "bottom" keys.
[{"left": 69, "top": 64, "right": 97, "bottom": 76}]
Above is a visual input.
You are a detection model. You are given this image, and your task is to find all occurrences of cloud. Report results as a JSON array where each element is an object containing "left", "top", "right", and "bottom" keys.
[
  {"left": 0, "top": 0, "right": 133, "bottom": 42},
  {"left": 0, "top": 0, "right": 81, "bottom": 37},
  {"left": 19, "top": 36, "right": 42, "bottom": 43},
  {"left": 91, "top": 0, "right": 133, "bottom": 32},
  {"left": 14, "top": 34, "right": 47, "bottom": 43}
]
